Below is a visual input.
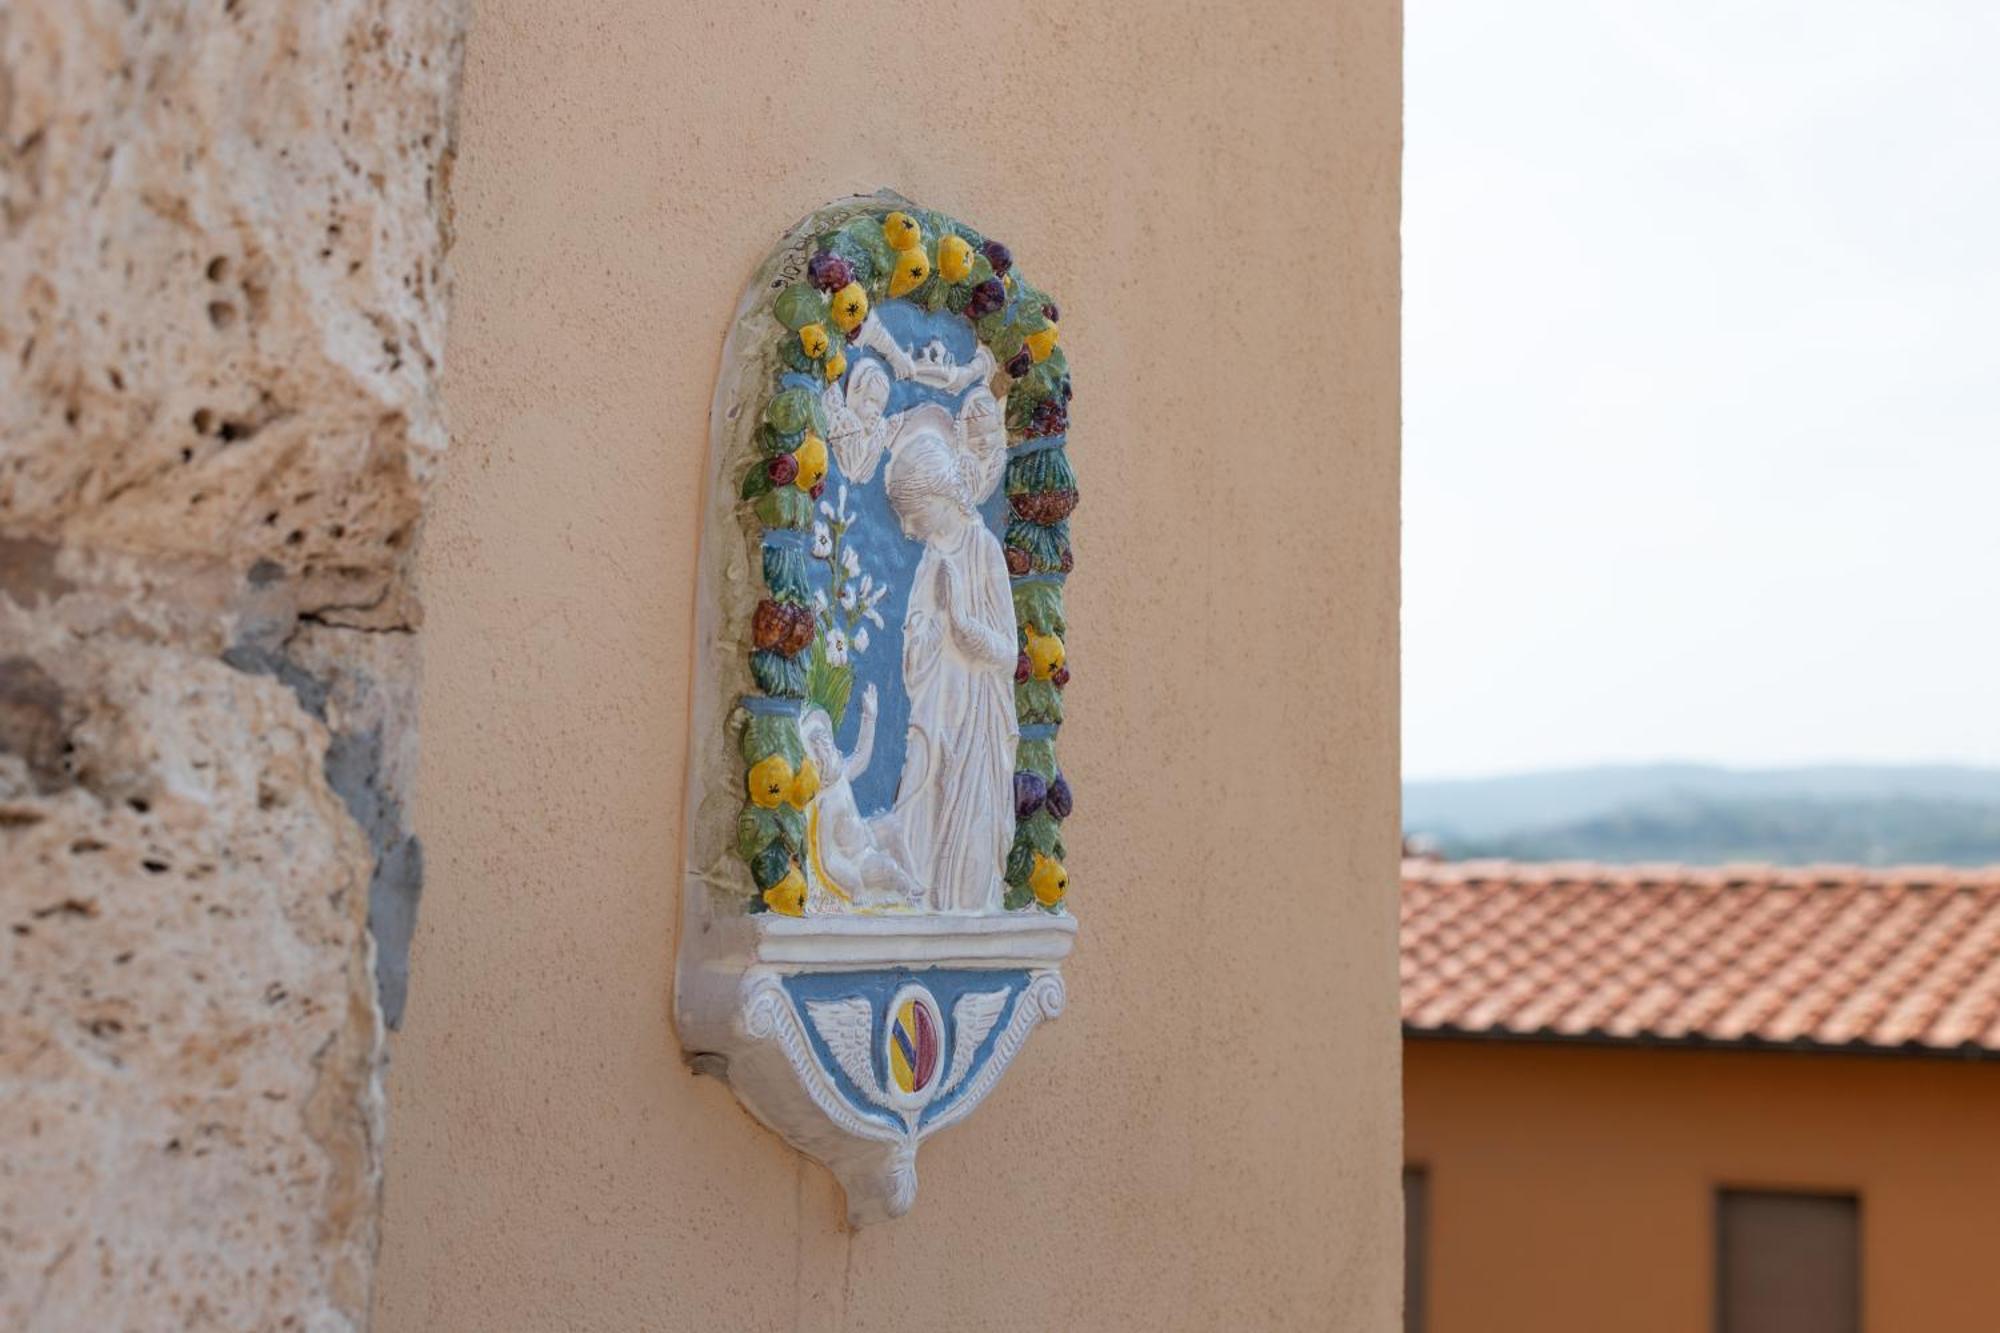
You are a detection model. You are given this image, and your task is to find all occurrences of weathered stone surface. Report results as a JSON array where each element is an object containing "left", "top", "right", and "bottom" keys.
[
  {"left": 0, "top": 622, "right": 383, "bottom": 1328},
  {"left": 0, "top": 0, "right": 462, "bottom": 1326},
  {"left": 1, "top": 0, "right": 461, "bottom": 626}
]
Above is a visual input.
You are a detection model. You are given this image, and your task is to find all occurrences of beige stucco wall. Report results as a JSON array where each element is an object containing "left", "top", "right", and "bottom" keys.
[{"left": 374, "top": 2, "right": 1402, "bottom": 1329}]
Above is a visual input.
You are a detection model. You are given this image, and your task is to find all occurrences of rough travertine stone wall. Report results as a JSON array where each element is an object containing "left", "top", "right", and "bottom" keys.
[{"left": 0, "top": 2, "right": 463, "bottom": 1328}]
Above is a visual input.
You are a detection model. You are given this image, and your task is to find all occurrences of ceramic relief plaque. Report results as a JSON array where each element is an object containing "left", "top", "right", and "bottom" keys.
[{"left": 677, "top": 192, "right": 1078, "bottom": 1223}]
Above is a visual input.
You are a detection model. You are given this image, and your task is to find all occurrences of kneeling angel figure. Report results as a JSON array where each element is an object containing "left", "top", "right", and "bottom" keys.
[{"left": 801, "top": 685, "right": 925, "bottom": 910}]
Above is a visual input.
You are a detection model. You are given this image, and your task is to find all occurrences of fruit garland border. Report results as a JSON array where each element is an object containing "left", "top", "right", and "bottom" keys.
[{"left": 730, "top": 198, "right": 1077, "bottom": 918}]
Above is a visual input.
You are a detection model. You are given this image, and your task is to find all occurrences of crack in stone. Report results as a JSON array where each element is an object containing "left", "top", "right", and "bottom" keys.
[{"left": 221, "top": 611, "right": 422, "bottom": 1028}]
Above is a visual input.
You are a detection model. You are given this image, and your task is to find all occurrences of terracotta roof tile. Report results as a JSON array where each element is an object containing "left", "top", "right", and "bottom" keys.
[{"left": 1401, "top": 861, "right": 2000, "bottom": 1056}]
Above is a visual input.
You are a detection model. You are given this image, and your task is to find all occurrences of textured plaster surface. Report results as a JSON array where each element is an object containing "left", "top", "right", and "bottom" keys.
[
  {"left": 377, "top": 1, "right": 1402, "bottom": 1329},
  {"left": 0, "top": 0, "right": 462, "bottom": 1327}
]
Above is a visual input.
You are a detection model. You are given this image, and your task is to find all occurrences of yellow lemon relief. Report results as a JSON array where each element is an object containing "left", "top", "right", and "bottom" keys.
[
  {"left": 823, "top": 350, "right": 847, "bottom": 383},
  {"left": 888, "top": 248, "right": 931, "bottom": 299},
  {"left": 1024, "top": 625, "right": 1066, "bottom": 680},
  {"left": 792, "top": 433, "right": 828, "bottom": 492},
  {"left": 882, "top": 211, "right": 922, "bottom": 251},
  {"left": 799, "top": 323, "right": 829, "bottom": 358},
  {"left": 1026, "top": 324, "right": 1060, "bottom": 364},
  {"left": 1029, "top": 853, "right": 1068, "bottom": 907},
  {"left": 937, "top": 234, "right": 974, "bottom": 282},
  {"left": 762, "top": 864, "right": 807, "bottom": 917},
  {"left": 787, "top": 758, "right": 820, "bottom": 809},
  {"left": 829, "top": 282, "right": 869, "bottom": 333},
  {"left": 746, "top": 754, "right": 794, "bottom": 809}
]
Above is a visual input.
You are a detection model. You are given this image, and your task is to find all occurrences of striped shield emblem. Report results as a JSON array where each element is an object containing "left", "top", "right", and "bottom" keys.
[{"left": 888, "top": 995, "right": 940, "bottom": 1096}]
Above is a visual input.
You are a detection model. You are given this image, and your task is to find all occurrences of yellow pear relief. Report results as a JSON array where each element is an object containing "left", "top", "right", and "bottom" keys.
[
  {"left": 1024, "top": 625, "right": 1066, "bottom": 680},
  {"left": 830, "top": 282, "right": 869, "bottom": 332},
  {"left": 888, "top": 248, "right": 931, "bottom": 298},
  {"left": 881, "top": 210, "right": 922, "bottom": 251},
  {"left": 746, "top": 753, "right": 794, "bottom": 809},
  {"left": 1026, "top": 324, "right": 1060, "bottom": 364},
  {"left": 1029, "top": 852, "right": 1069, "bottom": 907},
  {"left": 937, "top": 233, "right": 974, "bottom": 282},
  {"left": 791, "top": 433, "right": 828, "bottom": 492},
  {"left": 787, "top": 758, "right": 820, "bottom": 809},
  {"left": 761, "top": 864, "right": 807, "bottom": 917}
]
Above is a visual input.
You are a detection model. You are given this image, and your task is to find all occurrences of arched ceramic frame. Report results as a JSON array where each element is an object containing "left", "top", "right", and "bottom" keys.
[{"left": 676, "top": 192, "right": 1078, "bottom": 1224}]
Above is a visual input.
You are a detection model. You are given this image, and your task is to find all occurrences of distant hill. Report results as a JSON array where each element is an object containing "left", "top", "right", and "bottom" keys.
[{"left": 1406, "top": 765, "right": 2000, "bottom": 867}]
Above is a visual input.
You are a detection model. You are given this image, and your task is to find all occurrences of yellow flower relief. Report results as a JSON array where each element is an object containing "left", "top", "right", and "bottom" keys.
[
  {"left": 747, "top": 753, "right": 795, "bottom": 809},
  {"left": 1029, "top": 852, "right": 1068, "bottom": 907},
  {"left": 792, "top": 433, "right": 828, "bottom": 492},
  {"left": 888, "top": 248, "right": 931, "bottom": 299},
  {"left": 937, "top": 234, "right": 974, "bottom": 282},
  {"left": 799, "top": 323, "right": 829, "bottom": 358},
  {"left": 1024, "top": 625, "right": 1066, "bottom": 680},
  {"left": 763, "top": 864, "right": 807, "bottom": 916},
  {"left": 1026, "top": 324, "right": 1060, "bottom": 364},
  {"left": 787, "top": 757, "right": 821, "bottom": 809},
  {"left": 823, "top": 350, "right": 847, "bottom": 383},
  {"left": 830, "top": 282, "right": 869, "bottom": 333},
  {"left": 882, "top": 210, "right": 922, "bottom": 252}
]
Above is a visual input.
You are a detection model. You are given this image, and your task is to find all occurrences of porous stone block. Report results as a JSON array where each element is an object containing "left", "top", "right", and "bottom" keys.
[{"left": 0, "top": 0, "right": 463, "bottom": 1326}]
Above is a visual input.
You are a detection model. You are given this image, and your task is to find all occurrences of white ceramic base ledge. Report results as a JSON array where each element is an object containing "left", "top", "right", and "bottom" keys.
[{"left": 752, "top": 911, "right": 1077, "bottom": 969}]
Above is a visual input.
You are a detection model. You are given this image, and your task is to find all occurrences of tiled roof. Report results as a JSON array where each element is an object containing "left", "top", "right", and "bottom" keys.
[{"left": 1401, "top": 860, "right": 2000, "bottom": 1057}]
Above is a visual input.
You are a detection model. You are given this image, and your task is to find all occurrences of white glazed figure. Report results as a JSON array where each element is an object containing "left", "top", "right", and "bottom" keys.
[
  {"left": 799, "top": 688, "right": 923, "bottom": 910},
  {"left": 825, "top": 356, "right": 893, "bottom": 484},
  {"left": 870, "top": 415, "right": 1020, "bottom": 913},
  {"left": 822, "top": 314, "right": 1000, "bottom": 489},
  {"left": 817, "top": 313, "right": 1018, "bottom": 914}
]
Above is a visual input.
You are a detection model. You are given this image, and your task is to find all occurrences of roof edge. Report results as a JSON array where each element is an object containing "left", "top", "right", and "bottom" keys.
[{"left": 1404, "top": 1022, "right": 2000, "bottom": 1064}]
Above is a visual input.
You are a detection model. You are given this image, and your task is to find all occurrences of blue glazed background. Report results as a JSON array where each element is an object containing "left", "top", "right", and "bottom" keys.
[
  {"left": 781, "top": 300, "right": 1015, "bottom": 817},
  {"left": 781, "top": 968, "right": 1032, "bottom": 1130}
]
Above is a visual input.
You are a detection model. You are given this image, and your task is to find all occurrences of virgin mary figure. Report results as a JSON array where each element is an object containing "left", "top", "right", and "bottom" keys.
[
  {"left": 822, "top": 315, "right": 1016, "bottom": 913},
  {"left": 868, "top": 405, "right": 1017, "bottom": 913}
]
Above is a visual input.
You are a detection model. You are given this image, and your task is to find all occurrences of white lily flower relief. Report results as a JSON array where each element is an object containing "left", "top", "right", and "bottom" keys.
[{"left": 799, "top": 468, "right": 891, "bottom": 718}]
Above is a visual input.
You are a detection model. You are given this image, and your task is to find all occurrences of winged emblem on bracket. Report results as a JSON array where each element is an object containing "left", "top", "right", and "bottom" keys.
[
  {"left": 806, "top": 985, "right": 1013, "bottom": 1111},
  {"left": 730, "top": 972, "right": 1066, "bottom": 1221}
]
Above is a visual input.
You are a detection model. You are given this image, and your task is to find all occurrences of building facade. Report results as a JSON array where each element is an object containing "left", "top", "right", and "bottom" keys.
[{"left": 1403, "top": 861, "right": 2000, "bottom": 1333}]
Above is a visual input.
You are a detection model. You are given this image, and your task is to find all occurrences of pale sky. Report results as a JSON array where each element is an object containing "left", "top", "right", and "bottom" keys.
[{"left": 1404, "top": 1, "right": 2000, "bottom": 780}]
